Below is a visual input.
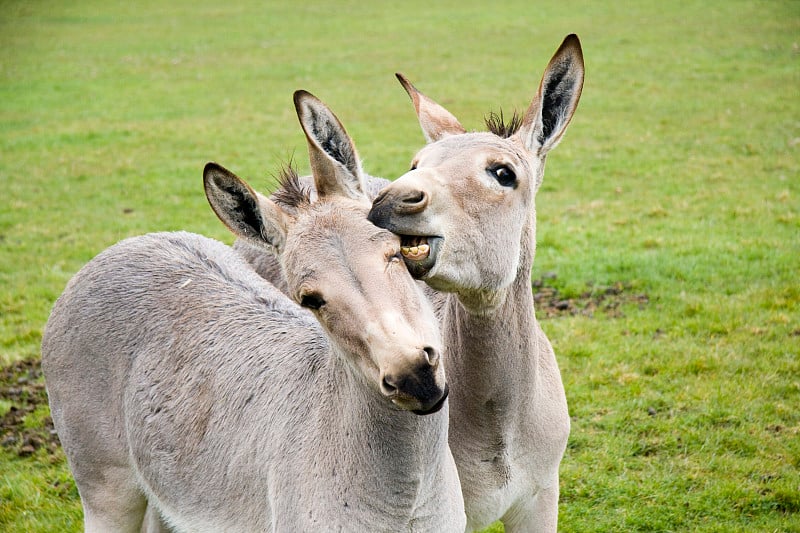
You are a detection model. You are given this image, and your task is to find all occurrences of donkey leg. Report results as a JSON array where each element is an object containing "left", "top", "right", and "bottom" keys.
[
  {"left": 141, "top": 504, "right": 173, "bottom": 533},
  {"left": 502, "top": 485, "right": 559, "bottom": 533},
  {"left": 77, "top": 465, "right": 147, "bottom": 533}
]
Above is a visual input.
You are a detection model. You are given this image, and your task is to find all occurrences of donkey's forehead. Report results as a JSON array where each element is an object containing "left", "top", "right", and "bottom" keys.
[
  {"left": 299, "top": 197, "right": 370, "bottom": 226},
  {"left": 414, "top": 132, "right": 528, "bottom": 165},
  {"left": 283, "top": 205, "right": 400, "bottom": 293},
  {"left": 288, "top": 202, "right": 399, "bottom": 253}
]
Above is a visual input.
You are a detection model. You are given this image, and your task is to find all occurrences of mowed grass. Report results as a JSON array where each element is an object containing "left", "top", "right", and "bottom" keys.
[{"left": 1, "top": 0, "right": 798, "bottom": 531}]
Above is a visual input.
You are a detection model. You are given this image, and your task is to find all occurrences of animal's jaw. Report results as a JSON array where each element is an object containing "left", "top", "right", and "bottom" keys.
[{"left": 399, "top": 235, "right": 442, "bottom": 280}]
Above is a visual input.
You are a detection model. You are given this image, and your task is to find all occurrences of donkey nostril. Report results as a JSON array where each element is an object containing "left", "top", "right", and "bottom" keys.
[
  {"left": 422, "top": 346, "right": 439, "bottom": 367},
  {"left": 381, "top": 375, "right": 398, "bottom": 395},
  {"left": 395, "top": 190, "right": 427, "bottom": 214},
  {"left": 402, "top": 190, "right": 426, "bottom": 205},
  {"left": 373, "top": 189, "right": 388, "bottom": 205}
]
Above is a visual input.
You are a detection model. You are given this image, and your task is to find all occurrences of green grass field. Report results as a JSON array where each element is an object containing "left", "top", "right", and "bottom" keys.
[{"left": 1, "top": 0, "right": 798, "bottom": 531}]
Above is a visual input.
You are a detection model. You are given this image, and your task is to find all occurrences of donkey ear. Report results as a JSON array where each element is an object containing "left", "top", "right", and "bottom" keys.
[
  {"left": 203, "top": 162, "right": 291, "bottom": 255},
  {"left": 516, "top": 34, "right": 584, "bottom": 155},
  {"left": 293, "top": 90, "right": 366, "bottom": 201},
  {"left": 396, "top": 73, "right": 466, "bottom": 143}
]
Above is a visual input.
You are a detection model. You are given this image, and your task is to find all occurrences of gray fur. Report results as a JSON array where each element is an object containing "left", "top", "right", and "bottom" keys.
[{"left": 42, "top": 91, "right": 465, "bottom": 532}]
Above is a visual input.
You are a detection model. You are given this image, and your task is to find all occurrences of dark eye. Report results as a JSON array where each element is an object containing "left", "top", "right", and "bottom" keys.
[
  {"left": 410, "top": 163, "right": 418, "bottom": 171},
  {"left": 487, "top": 164, "right": 517, "bottom": 188},
  {"left": 300, "top": 293, "right": 325, "bottom": 310}
]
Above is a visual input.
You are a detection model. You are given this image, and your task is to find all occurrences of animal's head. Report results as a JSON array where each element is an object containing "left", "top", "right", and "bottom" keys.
[
  {"left": 204, "top": 91, "right": 447, "bottom": 414},
  {"left": 369, "top": 35, "right": 584, "bottom": 309}
]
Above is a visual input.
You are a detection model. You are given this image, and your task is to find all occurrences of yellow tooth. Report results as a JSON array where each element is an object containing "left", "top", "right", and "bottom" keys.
[
  {"left": 410, "top": 246, "right": 419, "bottom": 255},
  {"left": 418, "top": 244, "right": 430, "bottom": 254},
  {"left": 401, "top": 247, "right": 411, "bottom": 256}
]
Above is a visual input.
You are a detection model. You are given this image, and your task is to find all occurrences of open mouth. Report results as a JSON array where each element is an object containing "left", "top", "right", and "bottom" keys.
[
  {"left": 399, "top": 235, "right": 440, "bottom": 278},
  {"left": 400, "top": 236, "right": 430, "bottom": 261}
]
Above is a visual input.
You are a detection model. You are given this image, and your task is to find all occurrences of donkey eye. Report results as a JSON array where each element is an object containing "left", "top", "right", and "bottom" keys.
[
  {"left": 487, "top": 164, "right": 517, "bottom": 188},
  {"left": 410, "top": 163, "right": 418, "bottom": 171},
  {"left": 300, "top": 293, "right": 326, "bottom": 310}
]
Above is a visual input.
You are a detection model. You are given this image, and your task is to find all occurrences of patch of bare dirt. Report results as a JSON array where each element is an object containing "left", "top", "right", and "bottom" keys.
[
  {"left": 533, "top": 274, "right": 649, "bottom": 318},
  {"left": 0, "top": 358, "right": 60, "bottom": 457}
]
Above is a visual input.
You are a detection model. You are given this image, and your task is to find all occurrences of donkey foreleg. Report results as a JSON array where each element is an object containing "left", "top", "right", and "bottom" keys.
[
  {"left": 78, "top": 467, "right": 147, "bottom": 533},
  {"left": 502, "top": 485, "right": 559, "bottom": 533}
]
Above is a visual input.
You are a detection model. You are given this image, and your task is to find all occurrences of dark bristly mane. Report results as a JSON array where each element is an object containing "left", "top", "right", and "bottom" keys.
[
  {"left": 485, "top": 109, "right": 523, "bottom": 138},
  {"left": 271, "top": 164, "right": 311, "bottom": 210}
]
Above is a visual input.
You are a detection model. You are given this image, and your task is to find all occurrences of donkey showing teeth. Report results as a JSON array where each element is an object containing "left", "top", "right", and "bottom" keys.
[
  {"left": 42, "top": 91, "right": 465, "bottom": 532},
  {"left": 368, "top": 35, "right": 585, "bottom": 532}
]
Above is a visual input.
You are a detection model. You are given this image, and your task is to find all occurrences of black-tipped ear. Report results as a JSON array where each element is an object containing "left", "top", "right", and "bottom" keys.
[
  {"left": 203, "top": 162, "right": 289, "bottom": 255},
  {"left": 516, "top": 34, "right": 584, "bottom": 155},
  {"left": 293, "top": 90, "right": 366, "bottom": 201},
  {"left": 396, "top": 73, "right": 466, "bottom": 143}
]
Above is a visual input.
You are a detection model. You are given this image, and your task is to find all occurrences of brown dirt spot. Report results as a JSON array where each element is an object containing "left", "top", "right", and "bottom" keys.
[
  {"left": 0, "top": 358, "right": 61, "bottom": 457},
  {"left": 533, "top": 275, "right": 649, "bottom": 319}
]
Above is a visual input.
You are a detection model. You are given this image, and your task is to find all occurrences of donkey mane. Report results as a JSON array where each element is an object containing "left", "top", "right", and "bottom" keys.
[
  {"left": 484, "top": 108, "right": 523, "bottom": 138},
  {"left": 271, "top": 163, "right": 312, "bottom": 211}
]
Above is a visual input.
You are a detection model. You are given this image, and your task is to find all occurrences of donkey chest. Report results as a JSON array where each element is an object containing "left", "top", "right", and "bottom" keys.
[
  {"left": 456, "top": 443, "right": 531, "bottom": 530},
  {"left": 451, "top": 394, "right": 569, "bottom": 525}
]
